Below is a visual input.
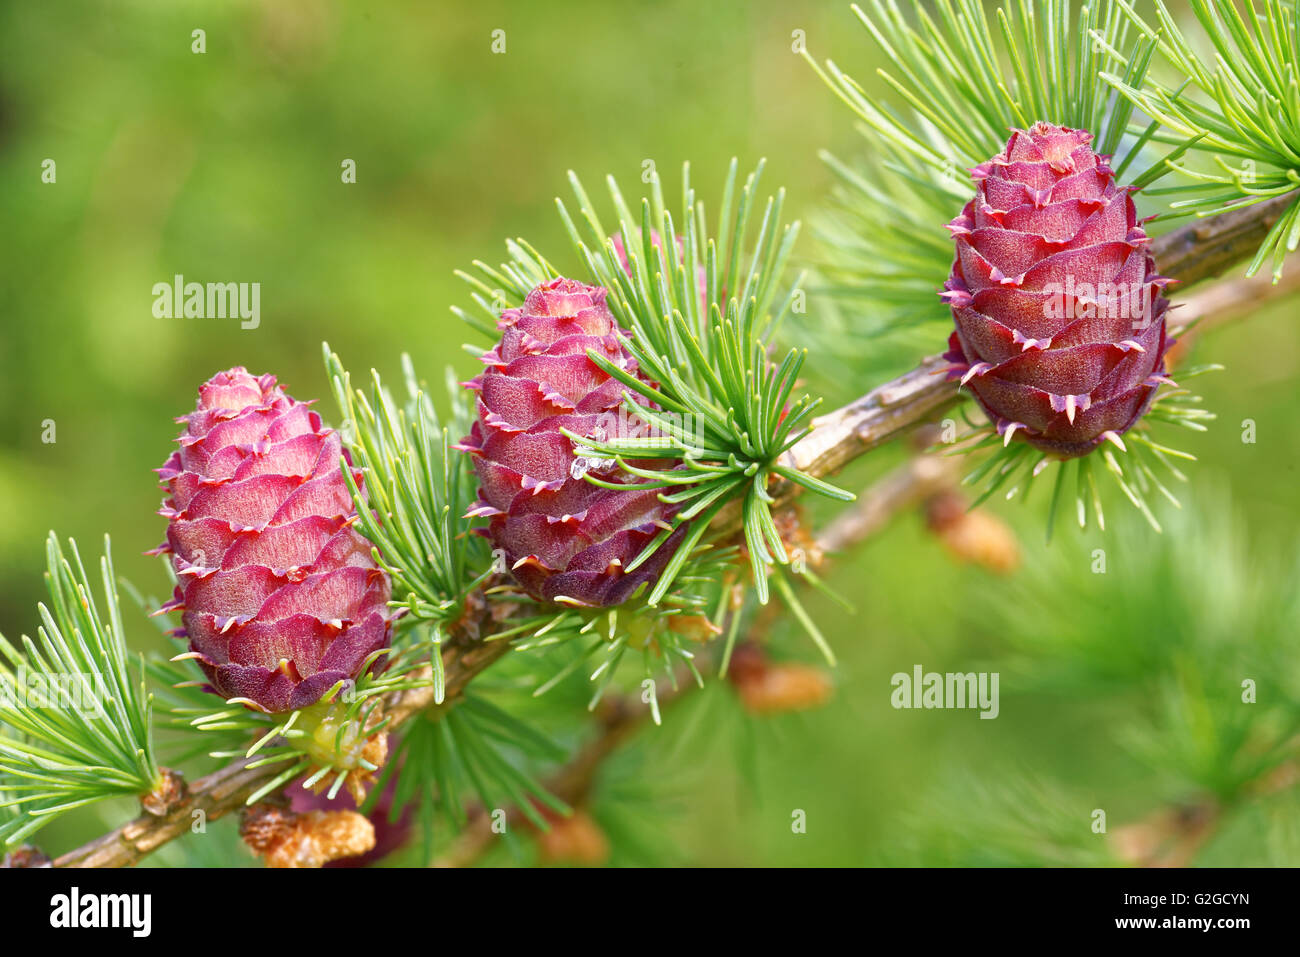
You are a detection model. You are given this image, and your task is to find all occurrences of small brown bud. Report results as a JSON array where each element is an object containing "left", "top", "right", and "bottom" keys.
[
  {"left": 240, "top": 803, "right": 297, "bottom": 855},
  {"left": 140, "top": 767, "right": 188, "bottom": 817},
  {"left": 728, "top": 582, "right": 746, "bottom": 612},
  {"left": 772, "top": 505, "right": 824, "bottom": 571},
  {"left": 1, "top": 845, "right": 51, "bottom": 868},
  {"left": 925, "top": 492, "right": 1020, "bottom": 574},
  {"left": 536, "top": 809, "right": 610, "bottom": 866},
  {"left": 342, "top": 729, "right": 388, "bottom": 806},
  {"left": 242, "top": 803, "right": 376, "bottom": 868},
  {"left": 1111, "top": 802, "right": 1219, "bottom": 868},
  {"left": 924, "top": 490, "right": 967, "bottom": 531},
  {"left": 671, "top": 614, "right": 723, "bottom": 643},
  {"left": 729, "top": 644, "right": 833, "bottom": 715}
]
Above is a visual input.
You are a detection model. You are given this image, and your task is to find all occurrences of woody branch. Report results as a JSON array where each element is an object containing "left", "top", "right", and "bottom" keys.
[{"left": 48, "top": 192, "right": 1297, "bottom": 869}]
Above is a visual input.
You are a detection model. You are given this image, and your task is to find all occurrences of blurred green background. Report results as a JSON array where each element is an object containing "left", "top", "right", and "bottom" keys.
[{"left": 2, "top": 0, "right": 1296, "bottom": 866}]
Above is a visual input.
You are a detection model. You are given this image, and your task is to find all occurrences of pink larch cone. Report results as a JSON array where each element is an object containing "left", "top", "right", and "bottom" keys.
[
  {"left": 459, "top": 277, "right": 687, "bottom": 607},
  {"left": 941, "top": 122, "right": 1173, "bottom": 458},
  {"left": 155, "top": 368, "right": 393, "bottom": 713}
]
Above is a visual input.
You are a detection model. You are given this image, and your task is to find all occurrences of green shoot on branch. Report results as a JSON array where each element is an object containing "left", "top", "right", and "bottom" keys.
[
  {"left": 0, "top": 534, "right": 160, "bottom": 846},
  {"left": 455, "top": 159, "right": 852, "bottom": 609}
]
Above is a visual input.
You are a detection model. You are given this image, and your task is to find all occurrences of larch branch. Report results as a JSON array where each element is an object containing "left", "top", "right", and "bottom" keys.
[
  {"left": 781, "top": 192, "right": 1297, "bottom": 490},
  {"left": 49, "top": 192, "right": 1298, "bottom": 869}
]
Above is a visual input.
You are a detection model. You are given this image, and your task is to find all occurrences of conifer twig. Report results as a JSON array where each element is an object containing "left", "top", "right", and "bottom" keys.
[
  {"left": 816, "top": 451, "right": 960, "bottom": 554},
  {"left": 778, "top": 194, "right": 1294, "bottom": 494},
  {"left": 1147, "top": 194, "right": 1296, "bottom": 286},
  {"left": 432, "top": 681, "right": 683, "bottom": 868},
  {"left": 1112, "top": 757, "right": 1300, "bottom": 868},
  {"left": 53, "top": 613, "right": 514, "bottom": 869},
  {"left": 814, "top": 256, "right": 1300, "bottom": 556},
  {"left": 1172, "top": 258, "right": 1300, "bottom": 333},
  {"left": 47, "top": 194, "right": 1297, "bottom": 868}
]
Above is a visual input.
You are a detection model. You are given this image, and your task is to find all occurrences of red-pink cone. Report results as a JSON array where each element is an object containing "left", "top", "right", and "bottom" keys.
[
  {"left": 459, "top": 278, "right": 686, "bottom": 607},
  {"left": 155, "top": 368, "right": 393, "bottom": 713},
  {"left": 942, "top": 123, "right": 1173, "bottom": 458}
]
